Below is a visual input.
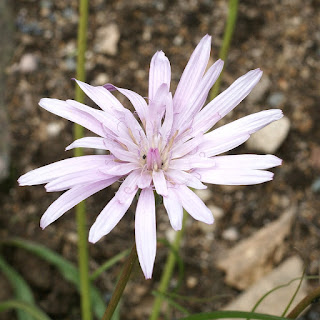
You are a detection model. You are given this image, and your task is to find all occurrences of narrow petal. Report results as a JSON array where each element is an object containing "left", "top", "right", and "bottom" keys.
[
  {"left": 169, "top": 155, "right": 216, "bottom": 171},
  {"left": 39, "top": 98, "right": 106, "bottom": 137},
  {"left": 206, "top": 109, "right": 283, "bottom": 139},
  {"left": 89, "top": 172, "right": 139, "bottom": 243},
  {"left": 163, "top": 191, "right": 183, "bottom": 231},
  {"left": 74, "top": 79, "right": 124, "bottom": 112},
  {"left": 152, "top": 170, "right": 168, "bottom": 196},
  {"left": 200, "top": 134, "right": 251, "bottom": 157},
  {"left": 159, "top": 92, "right": 174, "bottom": 144},
  {"left": 137, "top": 170, "right": 152, "bottom": 189},
  {"left": 173, "top": 185, "right": 214, "bottom": 224},
  {"left": 135, "top": 188, "right": 156, "bottom": 279},
  {"left": 171, "top": 134, "right": 204, "bottom": 159},
  {"left": 148, "top": 51, "right": 171, "bottom": 101},
  {"left": 104, "top": 84, "right": 148, "bottom": 123},
  {"left": 213, "top": 154, "right": 282, "bottom": 169},
  {"left": 174, "top": 59, "right": 224, "bottom": 131},
  {"left": 165, "top": 169, "right": 207, "bottom": 189},
  {"left": 193, "top": 69, "right": 263, "bottom": 134},
  {"left": 65, "top": 137, "right": 107, "bottom": 151},
  {"left": 18, "top": 155, "right": 113, "bottom": 186},
  {"left": 45, "top": 170, "right": 118, "bottom": 192},
  {"left": 40, "top": 180, "right": 111, "bottom": 229},
  {"left": 196, "top": 168, "right": 274, "bottom": 185},
  {"left": 100, "top": 162, "right": 140, "bottom": 176},
  {"left": 173, "top": 35, "right": 212, "bottom": 113}
]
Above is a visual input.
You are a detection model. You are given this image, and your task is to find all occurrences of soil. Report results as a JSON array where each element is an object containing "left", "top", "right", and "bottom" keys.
[{"left": 1, "top": 0, "right": 320, "bottom": 319}]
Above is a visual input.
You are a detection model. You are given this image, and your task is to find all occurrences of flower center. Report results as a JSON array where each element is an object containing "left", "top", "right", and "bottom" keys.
[{"left": 146, "top": 148, "right": 162, "bottom": 171}]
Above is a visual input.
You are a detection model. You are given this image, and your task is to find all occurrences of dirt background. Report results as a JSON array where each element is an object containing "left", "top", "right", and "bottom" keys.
[{"left": 0, "top": 0, "right": 320, "bottom": 319}]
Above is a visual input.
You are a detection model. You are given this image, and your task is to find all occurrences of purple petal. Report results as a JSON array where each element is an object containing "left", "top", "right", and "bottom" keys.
[
  {"left": 173, "top": 185, "right": 214, "bottom": 224},
  {"left": 213, "top": 154, "right": 282, "bottom": 169},
  {"left": 18, "top": 155, "right": 113, "bottom": 186},
  {"left": 65, "top": 137, "right": 108, "bottom": 151},
  {"left": 89, "top": 172, "right": 139, "bottom": 243},
  {"left": 135, "top": 187, "right": 156, "bottom": 279},
  {"left": 163, "top": 191, "right": 183, "bottom": 231},
  {"left": 173, "top": 35, "right": 212, "bottom": 114},
  {"left": 40, "top": 180, "right": 112, "bottom": 229},
  {"left": 165, "top": 169, "right": 207, "bottom": 189},
  {"left": 193, "top": 69, "right": 263, "bottom": 134},
  {"left": 45, "top": 170, "right": 118, "bottom": 192},
  {"left": 39, "top": 98, "right": 106, "bottom": 137},
  {"left": 152, "top": 170, "right": 168, "bottom": 196},
  {"left": 195, "top": 168, "right": 274, "bottom": 185},
  {"left": 148, "top": 51, "right": 171, "bottom": 101}
]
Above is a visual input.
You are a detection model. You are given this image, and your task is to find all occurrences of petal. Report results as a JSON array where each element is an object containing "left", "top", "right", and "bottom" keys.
[
  {"left": 45, "top": 170, "right": 118, "bottom": 192},
  {"left": 193, "top": 69, "right": 263, "bottom": 135},
  {"left": 171, "top": 134, "right": 204, "bottom": 159},
  {"left": 104, "top": 84, "right": 148, "bottom": 123},
  {"left": 65, "top": 137, "right": 108, "bottom": 151},
  {"left": 39, "top": 98, "right": 106, "bottom": 137},
  {"left": 173, "top": 185, "right": 214, "bottom": 224},
  {"left": 173, "top": 35, "right": 212, "bottom": 114},
  {"left": 74, "top": 79, "right": 124, "bottom": 112},
  {"left": 195, "top": 168, "right": 274, "bottom": 185},
  {"left": 174, "top": 59, "right": 224, "bottom": 131},
  {"left": 89, "top": 172, "right": 139, "bottom": 243},
  {"left": 213, "top": 154, "right": 282, "bottom": 169},
  {"left": 207, "top": 109, "right": 283, "bottom": 138},
  {"left": 200, "top": 133, "right": 251, "bottom": 157},
  {"left": 165, "top": 169, "right": 207, "bottom": 189},
  {"left": 40, "top": 180, "right": 112, "bottom": 229},
  {"left": 169, "top": 155, "right": 216, "bottom": 171},
  {"left": 100, "top": 162, "right": 140, "bottom": 176},
  {"left": 148, "top": 51, "right": 171, "bottom": 101},
  {"left": 159, "top": 92, "right": 174, "bottom": 143},
  {"left": 152, "top": 170, "right": 168, "bottom": 196},
  {"left": 135, "top": 188, "right": 156, "bottom": 279},
  {"left": 18, "top": 155, "right": 113, "bottom": 186},
  {"left": 137, "top": 170, "right": 152, "bottom": 189},
  {"left": 163, "top": 191, "right": 183, "bottom": 231}
]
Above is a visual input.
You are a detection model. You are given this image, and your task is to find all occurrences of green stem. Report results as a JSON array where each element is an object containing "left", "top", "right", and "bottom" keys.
[
  {"left": 102, "top": 245, "right": 138, "bottom": 320},
  {"left": 74, "top": 0, "right": 90, "bottom": 320},
  {"left": 149, "top": 212, "right": 187, "bottom": 320},
  {"left": 286, "top": 285, "right": 320, "bottom": 319},
  {"left": 209, "top": 0, "right": 239, "bottom": 100}
]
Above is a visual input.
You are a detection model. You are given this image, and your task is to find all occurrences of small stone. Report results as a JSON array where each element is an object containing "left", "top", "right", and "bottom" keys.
[
  {"left": 194, "top": 189, "right": 212, "bottom": 202},
  {"left": 311, "top": 178, "right": 320, "bottom": 193},
  {"left": 47, "top": 122, "right": 64, "bottom": 138},
  {"left": 92, "top": 73, "right": 110, "bottom": 86},
  {"left": 246, "top": 116, "right": 290, "bottom": 153},
  {"left": 222, "top": 227, "right": 239, "bottom": 241},
  {"left": 186, "top": 276, "right": 198, "bottom": 289},
  {"left": 208, "top": 204, "right": 225, "bottom": 219},
  {"left": 267, "top": 92, "right": 285, "bottom": 107},
  {"left": 19, "top": 53, "right": 38, "bottom": 73},
  {"left": 246, "top": 75, "right": 271, "bottom": 104},
  {"left": 95, "top": 23, "right": 120, "bottom": 56}
]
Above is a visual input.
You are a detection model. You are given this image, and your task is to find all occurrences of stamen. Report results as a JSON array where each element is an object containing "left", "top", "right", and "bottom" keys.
[{"left": 128, "top": 128, "right": 138, "bottom": 145}]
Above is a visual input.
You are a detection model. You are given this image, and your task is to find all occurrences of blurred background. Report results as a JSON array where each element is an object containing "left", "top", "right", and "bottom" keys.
[{"left": 0, "top": 0, "right": 319, "bottom": 319}]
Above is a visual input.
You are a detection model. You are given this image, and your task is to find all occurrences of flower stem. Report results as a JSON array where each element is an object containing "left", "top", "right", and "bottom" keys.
[
  {"left": 102, "top": 245, "right": 138, "bottom": 320},
  {"left": 74, "top": 0, "right": 90, "bottom": 320},
  {"left": 209, "top": 0, "right": 239, "bottom": 100},
  {"left": 149, "top": 211, "right": 187, "bottom": 320},
  {"left": 286, "top": 285, "right": 320, "bottom": 319}
]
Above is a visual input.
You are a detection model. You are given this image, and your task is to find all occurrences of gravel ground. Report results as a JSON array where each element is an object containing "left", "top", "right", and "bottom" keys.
[{"left": 1, "top": 0, "right": 320, "bottom": 319}]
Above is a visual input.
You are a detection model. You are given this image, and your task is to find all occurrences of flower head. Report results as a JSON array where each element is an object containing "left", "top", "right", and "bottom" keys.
[{"left": 18, "top": 35, "right": 282, "bottom": 279}]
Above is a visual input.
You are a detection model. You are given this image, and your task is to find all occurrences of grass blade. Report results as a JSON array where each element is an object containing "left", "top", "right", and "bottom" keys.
[
  {"left": 0, "top": 255, "right": 35, "bottom": 320},
  {"left": 0, "top": 300, "right": 51, "bottom": 320}
]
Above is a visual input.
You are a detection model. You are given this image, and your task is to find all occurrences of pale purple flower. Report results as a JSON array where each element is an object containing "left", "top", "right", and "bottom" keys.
[{"left": 18, "top": 35, "right": 282, "bottom": 279}]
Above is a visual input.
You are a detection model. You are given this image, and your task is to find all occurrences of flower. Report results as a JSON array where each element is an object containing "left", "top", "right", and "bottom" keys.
[{"left": 18, "top": 35, "right": 282, "bottom": 279}]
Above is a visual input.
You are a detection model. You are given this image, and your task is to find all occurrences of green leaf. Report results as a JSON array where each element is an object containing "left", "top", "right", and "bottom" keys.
[
  {"left": 90, "top": 248, "right": 130, "bottom": 281},
  {"left": 1, "top": 238, "right": 105, "bottom": 318},
  {"left": 0, "top": 300, "right": 52, "bottom": 320},
  {"left": 0, "top": 255, "right": 35, "bottom": 320},
  {"left": 179, "top": 311, "right": 288, "bottom": 320}
]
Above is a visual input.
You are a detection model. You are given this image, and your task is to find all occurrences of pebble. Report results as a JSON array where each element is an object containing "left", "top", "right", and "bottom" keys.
[
  {"left": 311, "top": 178, "right": 320, "bottom": 193},
  {"left": 46, "top": 122, "right": 64, "bottom": 138},
  {"left": 208, "top": 204, "right": 225, "bottom": 219},
  {"left": 186, "top": 276, "right": 198, "bottom": 288},
  {"left": 246, "top": 75, "right": 271, "bottom": 104},
  {"left": 95, "top": 23, "right": 120, "bottom": 56},
  {"left": 19, "top": 53, "right": 38, "bottom": 73},
  {"left": 194, "top": 188, "right": 212, "bottom": 202},
  {"left": 267, "top": 91, "right": 285, "bottom": 107},
  {"left": 246, "top": 116, "right": 290, "bottom": 153},
  {"left": 92, "top": 73, "right": 110, "bottom": 86},
  {"left": 222, "top": 227, "right": 239, "bottom": 241}
]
